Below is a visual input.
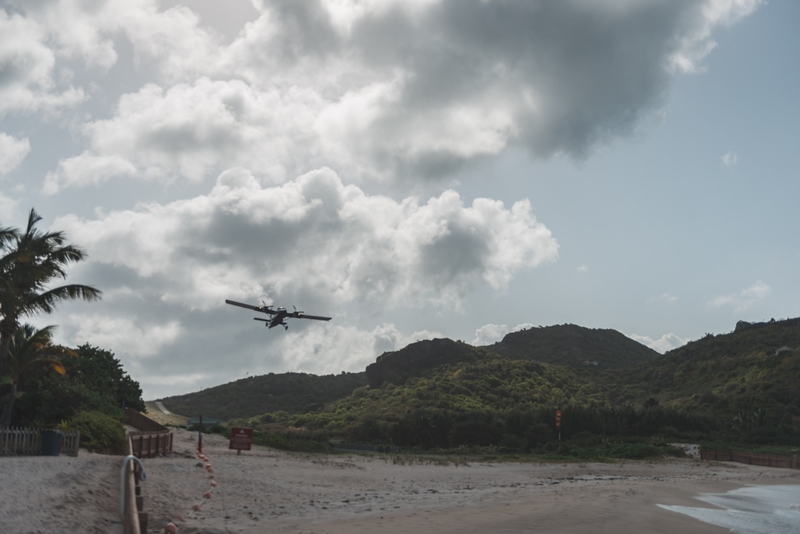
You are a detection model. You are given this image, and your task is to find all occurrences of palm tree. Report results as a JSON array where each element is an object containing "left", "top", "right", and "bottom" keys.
[
  {"left": 0, "top": 209, "right": 101, "bottom": 383},
  {"left": 0, "top": 324, "right": 76, "bottom": 426}
]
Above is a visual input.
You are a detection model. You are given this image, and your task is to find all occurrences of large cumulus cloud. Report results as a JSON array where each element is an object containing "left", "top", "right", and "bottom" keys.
[
  {"left": 55, "top": 167, "right": 558, "bottom": 309},
  {"left": 24, "top": 0, "right": 762, "bottom": 189},
  {"left": 43, "top": 78, "right": 319, "bottom": 191}
]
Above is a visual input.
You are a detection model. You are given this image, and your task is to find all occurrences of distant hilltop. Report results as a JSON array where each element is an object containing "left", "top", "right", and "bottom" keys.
[
  {"left": 488, "top": 323, "right": 659, "bottom": 368},
  {"left": 365, "top": 324, "right": 657, "bottom": 388}
]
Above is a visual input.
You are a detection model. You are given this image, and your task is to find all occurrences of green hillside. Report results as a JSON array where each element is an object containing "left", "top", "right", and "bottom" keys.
[
  {"left": 319, "top": 350, "right": 599, "bottom": 425},
  {"left": 610, "top": 318, "right": 800, "bottom": 419},
  {"left": 161, "top": 371, "right": 367, "bottom": 421}
]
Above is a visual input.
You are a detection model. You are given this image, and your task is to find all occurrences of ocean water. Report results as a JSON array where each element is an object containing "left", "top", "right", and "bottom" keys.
[{"left": 658, "top": 484, "right": 800, "bottom": 534}]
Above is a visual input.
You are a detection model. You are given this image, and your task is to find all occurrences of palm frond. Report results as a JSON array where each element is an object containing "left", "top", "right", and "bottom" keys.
[
  {"left": 24, "top": 284, "right": 102, "bottom": 315},
  {"left": 48, "top": 360, "right": 67, "bottom": 375},
  {"left": 0, "top": 227, "right": 19, "bottom": 250}
]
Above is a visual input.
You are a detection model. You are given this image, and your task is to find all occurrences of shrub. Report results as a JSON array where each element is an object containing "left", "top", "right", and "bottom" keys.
[
  {"left": 71, "top": 410, "right": 127, "bottom": 454},
  {"left": 251, "top": 430, "right": 331, "bottom": 453}
]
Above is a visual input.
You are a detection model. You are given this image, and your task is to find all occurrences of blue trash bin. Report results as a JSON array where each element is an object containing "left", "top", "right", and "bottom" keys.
[{"left": 41, "top": 429, "right": 62, "bottom": 456}]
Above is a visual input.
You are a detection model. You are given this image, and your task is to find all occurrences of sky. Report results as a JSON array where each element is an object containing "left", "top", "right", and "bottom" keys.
[{"left": 1, "top": 0, "right": 798, "bottom": 400}]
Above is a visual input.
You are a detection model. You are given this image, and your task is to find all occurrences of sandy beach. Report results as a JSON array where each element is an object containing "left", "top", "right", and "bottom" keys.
[{"left": 2, "top": 428, "right": 799, "bottom": 534}]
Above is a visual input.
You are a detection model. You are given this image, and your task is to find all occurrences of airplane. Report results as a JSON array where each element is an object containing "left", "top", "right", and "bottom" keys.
[{"left": 225, "top": 299, "right": 332, "bottom": 330}]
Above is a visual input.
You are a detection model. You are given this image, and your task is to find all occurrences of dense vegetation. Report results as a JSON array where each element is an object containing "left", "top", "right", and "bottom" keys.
[
  {"left": 9, "top": 343, "right": 144, "bottom": 453},
  {"left": 238, "top": 358, "right": 723, "bottom": 452},
  {"left": 13, "top": 344, "right": 144, "bottom": 425}
]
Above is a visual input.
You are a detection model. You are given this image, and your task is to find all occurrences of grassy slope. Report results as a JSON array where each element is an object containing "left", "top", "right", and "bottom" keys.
[
  {"left": 160, "top": 371, "right": 367, "bottom": 421},
  {"left": 143, "top": 401, "right": 188, "bottom": 427}
]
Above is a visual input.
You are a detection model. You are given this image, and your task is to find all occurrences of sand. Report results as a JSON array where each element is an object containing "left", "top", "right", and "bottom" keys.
[
  {"left": 2, "top": 428, "right": 798, "bottom": 534},
  {"left": 0, "top": 452, "right": 122, "bottom": 533}
]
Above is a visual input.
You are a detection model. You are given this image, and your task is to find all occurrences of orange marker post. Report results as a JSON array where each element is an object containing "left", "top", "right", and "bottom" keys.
[{"left": 555, "top": 409, "right": 562, "bottom": 442}]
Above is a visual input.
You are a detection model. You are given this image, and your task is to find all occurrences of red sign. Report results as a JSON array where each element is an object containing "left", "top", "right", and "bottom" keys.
[
  {"left": 228, "top": 427, "right": 254, "bottom": 451},
  {"left": 555, "top": 409, "right": 562, "bottom": 428}
]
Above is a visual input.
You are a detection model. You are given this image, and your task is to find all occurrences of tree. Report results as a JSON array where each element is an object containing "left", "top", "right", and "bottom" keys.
[
  {"left": 0, "top": 209, "right": 101, "bottom": 382},
  {"left": 0, "top": 324, "right": 75, "bottom": 426},
  {"left": 71, "top": 344, "right": 145, "bottom": 412}
]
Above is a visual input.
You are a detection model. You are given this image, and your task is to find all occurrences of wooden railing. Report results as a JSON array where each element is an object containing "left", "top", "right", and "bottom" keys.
[
  {"left": 701, "top": 449, "right": 800, "bottom": 469},
  {"left": 0, "top": 427, "right": 80, "bottom": 456},
  {"left": 129, "top": 430, "right": 173, "bottom": 458},
  {"left": 121, "top": 408, "right": 172, "bottom": 532},
  {"left": 122, "top": 436, "right": 146, "bottom": 534},
  {"left": 125, "top": 408, "right": 172, "bottom": 458}
]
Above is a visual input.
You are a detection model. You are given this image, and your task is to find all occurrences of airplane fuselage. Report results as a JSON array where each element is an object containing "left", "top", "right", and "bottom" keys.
[{"left": 268, "top": 308, "right": 288, "bottom": 329}]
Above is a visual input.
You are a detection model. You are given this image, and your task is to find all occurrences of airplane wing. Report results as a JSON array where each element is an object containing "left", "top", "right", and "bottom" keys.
[
  {"left": 294, "top": 313, "right": 332, "bottom": 321},
  {"left": 225, "top": 299, "right": 276, "bottom": 315}
]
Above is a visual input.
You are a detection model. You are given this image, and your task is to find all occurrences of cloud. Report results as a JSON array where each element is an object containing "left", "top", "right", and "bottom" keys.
[
  {"left": 0, "top": 191, "right": 17, "bottom": 216},
  {"left": 628, "top": 332, "right": 686, "bottom": 354},
  {"left": 43, "top": 153, "right": 137, "bottom": 194},
  {"left": 60, "top": 313, "right": 184, "bottom": 358},
  {"left": 577, "top": 265, "right": 588, "bottom": 273},
  {"left": 647, "top": 293, "right": 678, "bottom": 304},
  {"left": 32, "top": 0, "right": 763, "bottom": 187},
  {"left": 722, "top": 151, "right": 738, "bottom": 167},
  {"left": 7, "top": 0, "right": 222, "bottom": 78},
  {"left": 45, "top": 79, "right": 322, "bottom": 188},
  {"left": 0, "top": 10, "right": 85, "bottom": 115},
  {"left": 669, "top": 0, "right": 763, "bottom": 73},
  {"left": 708, "top": 280, "right": 771, "bottom": 313},
  {"left": 275, "top": 0, "right": 765, "bottom": 173},
  {"left": 0, "top": 133, "right": 31, "bottom": 175},
  {"left": 276, "top": 322, "right": 441, "bottom": 376},
  {"left": 54, "top": 167, "right": 558, "bottom": 310},
  {"left": 472, "top": 322, "right": 534, "bottom": 346}
]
